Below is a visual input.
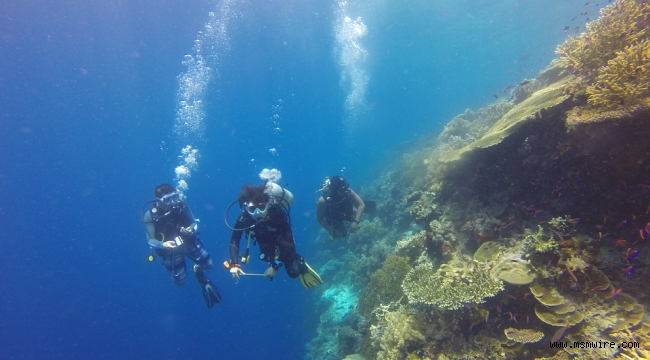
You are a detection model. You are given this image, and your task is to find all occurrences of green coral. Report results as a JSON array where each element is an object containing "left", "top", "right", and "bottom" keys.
[
  {"left": 523, "top": 225, "right": 557, "bottom": 253},
  {"left": 358, "top": 255, "right": 412, "bottom": 318},
  {"left": 548, "top": 215, "right": 574, "bottom": 233},
  {"left": 402, "top": 261, "right": 504, "bottom": 310}
]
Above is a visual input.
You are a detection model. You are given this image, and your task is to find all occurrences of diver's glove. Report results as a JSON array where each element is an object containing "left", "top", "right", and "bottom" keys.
[
  {"left": 349, "top": 221, "right": 360, "bottom": 233},
  {"left": 264, "top": 266, "right": 277, "bottom": 280},
  {"left": 229, "top": 263, "right": 245, "bottom": 282}
]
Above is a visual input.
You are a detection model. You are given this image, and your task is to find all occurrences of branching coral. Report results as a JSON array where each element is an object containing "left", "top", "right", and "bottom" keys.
[
  {"left": 556, "top": 0, "right": 650, "bottom": 76},
  {"left": 556, "top": 0, "right": 650, "bottom": 114},
  {"left": 586, "top": 39, "right": 650, "bottom": 110},
  {"left": 402, "top": 261, "right": 504, "bottom": 310}
]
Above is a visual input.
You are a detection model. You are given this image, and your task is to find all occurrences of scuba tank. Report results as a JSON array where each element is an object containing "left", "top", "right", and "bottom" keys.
[{"left": 268, "top": 182, "right": 293, "bottom": 209}]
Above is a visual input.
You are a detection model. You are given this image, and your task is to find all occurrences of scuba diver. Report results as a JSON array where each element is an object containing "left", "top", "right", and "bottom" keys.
[
  {"left": 316, "top": 175, "right": 374, "bottom": 239},
  {"left": 224, "top": 181, "right": 324, "bottom": 289},
  {"left": 141, "top": 184, "right": 221, "bottom": 309}
]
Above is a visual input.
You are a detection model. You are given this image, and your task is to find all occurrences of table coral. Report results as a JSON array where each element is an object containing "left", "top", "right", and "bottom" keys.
[
  {"left": 503, "top": 328, "right": 544, "bottom": 343},
  {"left": 402, "top": 261, "right": 504, "bottom": 310}
]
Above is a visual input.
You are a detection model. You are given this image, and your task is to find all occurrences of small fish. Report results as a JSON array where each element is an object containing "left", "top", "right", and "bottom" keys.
[
  {"left": 638, "top": 183, "right": 650, "bottom": 189},
  {"left": 591, "top": 285, "right": 608, "bottom": 291},
  {"left": 645, "top": 222, "right": 650, "bottom": 233},
  {"left": 493, "top": 93, "right": 500, "bottom": 99},
  {"left": 503, "top": 85, "right": 514, "bottom": 93},
  {"left": 563, "top": 25, "right": 570, "bottom": 32},
  {"left": 585, "top": 1, "right": 590, "bottom": 5},
  {"left": 611, "top": 288, "right": 622, "bottom": 297},
  {"left": 622, "top": 266, "right": 635, "bottom": 278},
  {"left": 598, "top": 231, "right": 603, "bottom": 241},
  {"left": 616, "top": 220, "right": 628, "bottom": 229},
  {"left": 519, "top": 80, "right": 531, "bottom": 86},
  {"left": 550, "top": 326, "right": 568, "bottom": 343},
  {"left": 623, "top": 250, "right": 639, "bottom": 262},
  {"left": 570, "top": 218, "right": 581, "bottom": 224},
  {"left": 534, "top": 210, "right": 544, "bottom": 217},
  {"left": 615, "top": 239, "right": 627, "bottom": 246},
  {"left": 640, "top": 229, "right": 646, "bottom": 240},
  {"left": 499, "top": 221, "right": 515, "bottom": 232}
]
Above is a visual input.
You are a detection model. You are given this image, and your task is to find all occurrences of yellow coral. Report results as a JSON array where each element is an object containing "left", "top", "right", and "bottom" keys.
[
  {"left": 586, "top": 39, "right": 650, "bottom": 110},
  {"left": 556, "top": 0, "right": 650, "bottom": 75},
  {"left": 556, "top": 0, "right": 650, "bottom": 114}
]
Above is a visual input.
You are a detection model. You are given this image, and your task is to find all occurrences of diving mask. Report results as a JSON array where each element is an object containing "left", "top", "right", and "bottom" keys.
[
  {"left": 246, "top": 202, "right": 269, "bottom": 220},
  {"left": 159, "top": 192, "right": 181, "bottom": 207}
]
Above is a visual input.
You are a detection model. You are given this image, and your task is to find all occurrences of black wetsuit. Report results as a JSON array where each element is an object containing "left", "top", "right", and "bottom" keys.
[
  {"left": 148, "top": 202, "right": 213, "bottom": 284},
  {"left": 229, "top": 204, "right": 305, "bottom": 277},
  {"left": 322, "top": 188, "right": 354, "bottom": 237}
]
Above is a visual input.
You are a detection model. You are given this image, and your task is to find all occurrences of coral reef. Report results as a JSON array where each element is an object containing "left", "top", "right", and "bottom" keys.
[
  {"left": 370, "top": 307, "right": 425, "bottom": 360},
  {"left": 437, "top": 63, "right": 572, "bottom": 163},
  {"left": 556, "top": 0, "right": 649, "bottom": 76},
  {"left": 357, "top": 255, "right": 412, "bottom": 318},
  {"left": 306, "top": 2, "right": 650, "bottom": 359},
  {"left": 402, "top": 260, "right": 504, "bottom": 310},
  {"left": 586, "top": 39, "right": 650, "bottom": 110},
  {"left": 557, "top": 0, "right": 650, "bottom": 120}
]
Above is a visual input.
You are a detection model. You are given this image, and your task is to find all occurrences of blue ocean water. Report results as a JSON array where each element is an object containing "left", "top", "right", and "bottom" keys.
[{"left": 0, "top": 0, "right": 606, "bottom": 359}]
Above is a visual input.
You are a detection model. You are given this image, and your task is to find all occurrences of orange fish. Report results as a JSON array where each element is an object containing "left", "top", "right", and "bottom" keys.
[{"left": 615, "top": 239, "right": 627, "bottom": 246}]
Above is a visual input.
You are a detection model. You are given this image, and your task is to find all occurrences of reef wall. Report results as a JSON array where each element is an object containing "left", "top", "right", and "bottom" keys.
[{"left": 307, "top": 1, "right": 650, "bottom": 359}]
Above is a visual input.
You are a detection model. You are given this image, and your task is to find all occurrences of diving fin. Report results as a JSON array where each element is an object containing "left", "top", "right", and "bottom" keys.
[
  {"left": 298, "top": 261, "right": 324, "bottom": 290},
  {"left": 194, "top": 264, "right": 222, "bottom": 309},
  {"left": 363, "top": 200, "right": 377, "bottom": 213}
]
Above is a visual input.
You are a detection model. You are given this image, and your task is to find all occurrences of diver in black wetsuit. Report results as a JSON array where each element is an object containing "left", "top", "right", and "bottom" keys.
[
  {"left": 142, "top": 184, "right": 221, "bottom": 309},
  {"left": 226, "top": 181, "right": 323, "bottom": 289},
  {"left": 315, "top": 176, "right": 367, "bottom": 239}
]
